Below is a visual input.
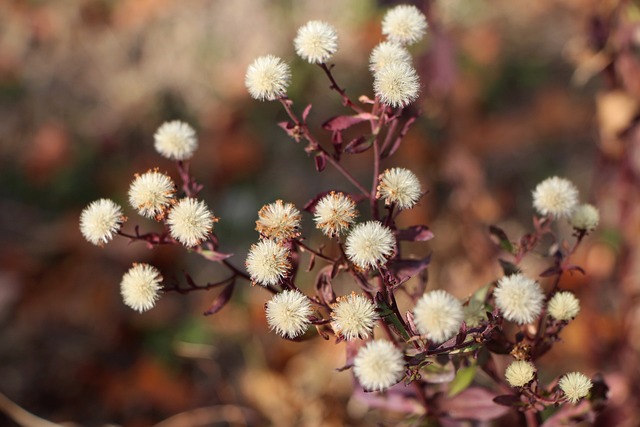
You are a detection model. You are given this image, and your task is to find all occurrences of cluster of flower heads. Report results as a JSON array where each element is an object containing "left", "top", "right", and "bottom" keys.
[
  {"left": 79, "top": 121, "right": 217, "bottom": 312},
  {"left": 532, "top": 176, "right": 599, "bottom": 231},
  {"left": 245, "top": 4, "right": 426, "bottom": 108}
]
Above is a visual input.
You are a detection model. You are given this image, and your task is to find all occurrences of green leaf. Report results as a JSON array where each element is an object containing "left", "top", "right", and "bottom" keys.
[
  {"left": 489, "top": 225, "right": 514, "bottom": 254},
  {"left": 448, "top": 364, "right": 478, "bottom": 397}
]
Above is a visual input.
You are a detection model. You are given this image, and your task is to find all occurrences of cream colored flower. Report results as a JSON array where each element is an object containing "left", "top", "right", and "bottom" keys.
[
  {"left": 494, "top": 274, "right": 544, "bottom": 324},
  {"left": 80, "top": 199, "right": 125, "bottom": 246},
  {"left": 532, "top": 176, "right": 579, "bottom": 218},
  {"left": 559, "top": 372, "right": 592, "bottom": 403},
  {"left": 369, "top": 41, "right": 411, "bottom": 73},
  {"left": 120, "top": 263, "right": 162, "bottom": 312},
  {"left": 331, "top": 293, "right": 378, "bottom": 340},
  {"left": 569, "top": 203, "right": 600, "bottom": 231},
  {"left": 245, "top": 55, "right": 291, "bottom": 101},
  {"left": 381, "top": 4, "right": 428, "bottom": 45},
  {"left": 353, "top": 340, "right": 405, "bottom": 391},
  {"left": 413, "top": 290, "right": 464, "bottom": 343},
  {"left": 266, "top": 290, "right": 312, "bottom": 338},
  {"left": 373, "top": 62, "right": 420, "bottom": 108},
  {"left": 167, "top": 198, "right": 215, "bottom": 247},
  {"left": 256, "top": 200, "right": 301, "bottom": 241},
  {"left": 345, "top": 221, "right": 395, "bottom": 270},
  {"left": 505, "top": 361, "right": 536, "bottom": 387},
  {"left": 128, "top": 171, "right": 175, "bottom": 219},
  {"left": 154, "top": 120, "right": 198, "bottom": 161},
  {"left": 548, "top": 291, "right": 580, "bottom": 321},
  {"left": 246, "top": 239, "right": 291, "bottom": 286},
  {"left": 294, "top": 20, "right": 338, "bottom": 64},
  {"left": 377, "top": 167, "right": 422, "bottom": 209},
  {"left": 313, "top": 192, "right": 357, "bottom": 237}
]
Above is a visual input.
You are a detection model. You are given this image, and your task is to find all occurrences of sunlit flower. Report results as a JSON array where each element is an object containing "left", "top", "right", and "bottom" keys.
[
  {"left": 381, "top": 4, "right": 428, "bottom": 45},
  {"left": 413, "top": 290, "right": 464, "bottom": 343},
  {"left": 569, "top": 203, "right": 600, "bottom": 232},
  {"left": 377, "top": 167, "right": 422, "bottom": 209},
  {"left": 128, "top": 171, "right": 175, "bottom": 219},
  {"left": 369, "top": 41, "right": 411, "bottom": 72},
  {"left": 294, "top": 20, "right": 338, "bottom": 64},
  {"left": 313, "top": 192, "right": 358, "bottom": 237},
  {"left": 548, "top": 291, "right": 580, "bottom": 321},
  {"left": 154, "top": 120, "right": 198, "bottom": 161},
  {"left": 266, "top": 290, "right": 312, "bottom": 339},
  {"left": 345, "top": 221, "right": 395, "bottom": 270},
  {"left": 494, "top": 274, "right": 544, "bottom": 324},
  {"left": 353, "top": 340, "right": 405, "bottom": 391},
  {"left": 245, "top": 55, "right": 291, "bottom": 101},
  {"left": 120, "top": 263, "right": 162, "bottom": 313},
  {"left": 532, "top": 176, "right": 579, "bottom": 218},
  {"left": 505, "top": 361, "right": 536, "bottom": 388},
  {"left": 373, "top": 62, "right": 420, "bottom": 108},
  {"left": 331, "top": 293, "right": 378, "bottom": 340},
  {"left": 256, "top": 200, "right": 301, "bottom": 241},
  {"left": 80, "top": 199, "right": 125, "bottom": 246},
  {"left": 167, "top": 198, "right": 215, "bottom": 247},
  {"left": 559, "top": 372, "right": 592, "bottom": 403},
  {"left": 246, "top": 239, "right": 291, "bottom": 286}
]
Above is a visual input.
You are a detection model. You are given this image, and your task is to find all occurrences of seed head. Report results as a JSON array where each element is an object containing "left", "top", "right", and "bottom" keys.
[
  {"left": 373, "top": 62, "right": 420, "bottom": 108},
  {"left": 377, "top": 167, "right": 422, "bottom": 209},
  {"left": 369, "top": 41, "right": 411, "bottom": 73},
  {"left": 80, "top": 199, "right": 125, "bottom": 246},
  {"left": 167, "top": 198, "right": 215, "bottom": 247},
  {"left": 128, "top": 171, "right": 175, "bottom": 219},
  {"left": 120, "top": 263, "right": 162, "bottom": 313},
  {"left": 313, "top": 192, "right": 358, "bottom": 237},
  {"left": 569, "top": 203, "right": 600, "bottom": 232},
  {"left": 154, "top": 121, "right": 198, "bottom": 161},
  {"left": 246, "top": 239, "right": 291, "bottom": 286},
  {"left": 265, "top": 290, "right": 312, "bottom": 339},
  {"left": 245, "top": 55, "right": 291, "bottom": 101},
  {"left": 532, "top": 176, "right": 579, "bottom": 218},
  {"left": 331, "top": 293, "right": 378, "bottom": 341},
  {"left": 256, "top": 200, "right": 301, "bottom": 241},
  {"left": 294, "top": 20, "right": 338, "bottom": 64},
  {"left": 381, "top": 5, "right": 428, "bottom": 46},
  {"left": 353, "top": 340, "right": 405, "bottom": 391},
  {"left": 413, "top": 290, "right": 464, "bottom": 343},
  {"left": 494, "top": 274, "right": 544, "bottom": 324},
  {"left": 559, "top": 372, "right": 592, "bottom": 403},
  {"left": 548, "top": 291, "right": 580, "bottom": 321},
  {"left": 505, "top": 360, "right": 536, "bottom": 388},
  {"left": 345, "top": 221, "right": 395, "bottom": 270}
]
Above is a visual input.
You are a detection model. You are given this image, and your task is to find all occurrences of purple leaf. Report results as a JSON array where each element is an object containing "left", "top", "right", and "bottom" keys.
[
  {"left": 302, "top": 104, "right": 312, "bottom": 122},
  {"left": 492, "top": 394, "right": 524, "bottom": 407},
  {"left": 382, "top": 116, "right": 416, "bottom": 159},
  {"left": 539, "top": 265, "right": 561, "bottom": 277},
  {"left": 440, "top": 387, "right": 511, "bottom": 420},
  {"left": 566, "top": 265, "right": 586, "bottom": 275},
  {"left": 322, "top": 113, "right": 377, "bottom": 132},
  {"left": 203, "top": 281, "right": 235, "bottom": 316},
  {"left": 314, "top": 266, "right": 336, "bottom": 306},
  {"left": 315, "top": 153, "right": 327, "bottom": 172},
  {"left": 199, "top": 250, "right": 234, "bottom": 262},
  {"left": 388, "top": 255, "right": 431, "bottom": 282},
  {"left": 344, "top": 136, "right": 373, "bottom": 154},
  {"left": 396, "top": 225, "right": 435, "bottom": 242}
]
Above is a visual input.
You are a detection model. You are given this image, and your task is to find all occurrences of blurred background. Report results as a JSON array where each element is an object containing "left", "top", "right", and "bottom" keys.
[{"left": 0, "top": 0, "right": 638, "bottom": 425}]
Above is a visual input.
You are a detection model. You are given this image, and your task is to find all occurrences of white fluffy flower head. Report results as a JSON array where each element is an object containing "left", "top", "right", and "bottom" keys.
[
  {"left": 369, "top": 41, "right": 411, "bottom": 73},
  {"left": 559, "top": 372, "right": 592, "bottom": 403},
  {"left": 331, "top": 293, "right": 378, "bottom": 341},
  {"left": 494, "top": 274, "right": 544, "bottom": 324},
  {"left": 345, "top": 221, "right": 395, "bottom": 270},
  {"left": 532, "top": 176, "right": 579, "bottom": 218},
  {"left": 314, "top": 192, "right": 358, "bottom": 237},
  {"left": 377, "top": 167, "right": 422, "bottom": 209},
  {"left": 373, "top": 62, "right": 420, "bottom": 108},
  {"left": 266, "top": 290, "right": 312, "bottom": 339},
  {"left": 128, "top": 171, "right": 175, "bottom": 219},
  {"left": 353, "top": 340, "right": 405, "bottom": 391},
  {"left": 569, "top": 203, "right": 600, "bottom": 231},
  {"left": 167, "top": 198, "right": 215, "bottom": 247},
  {"left": 256, "top": 200, "right": 301, "bottom": 241},
  {"left": 80, "top": 199, "right": 125, "bottom": 246},
  {"left": 381, "top": 4, "right": 428, "bottom": 46},
  {"left": 154, "top": 121, "right": 198, "bottom": 161},
  {"left": 548, "top": 291, "right": 580, "bottom": 321},
  {"left": 246, "top": 239, "right": 291, "bottom": 286},
  {"left": 120, "top": 263, "right": 162, "bottom": 313},
  {"left": 294, "top": 20, "right": 338, "bottom": 64},
  {"left": 505, "top": 361, "right": 536, "bottom": 388},
  {"left": 245, "top": 55, "right": 291, "bottom": 101},
  {"left": 413, "top": 290, "right": 464, "bottom": 343}
]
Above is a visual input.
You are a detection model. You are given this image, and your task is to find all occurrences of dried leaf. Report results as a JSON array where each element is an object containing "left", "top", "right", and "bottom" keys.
[{"left": 314, "top": 266, "right": 336, "bottom": 306}]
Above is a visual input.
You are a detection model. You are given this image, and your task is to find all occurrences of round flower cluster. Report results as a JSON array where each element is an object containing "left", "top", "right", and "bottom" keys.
[
  {"left": 505, "top": 360, "right": 536, "bottom": 388},
  {"left": 353, "top": 340, "right": 405, "bottom": 391},
  {"left": 413, "top": 290, "right": 464, "bottom": 343},
  {"left": 120, "top": 263, "right": 163, "bottom": 312},
  {"left": 377, "top": 167, "right": 422, "bottom": 209},
  {"left": 128, "top": 171, "right": 176, "bottom": 219},
  {"left": 548, "top": 291, "right": 580, "bottom": 321},
  {"left": 345, "top": 221, "right": 395, "bottom": 270},
  {"left": 313, "top": 192, "right": 358, "bottom": 237},
  {"left": 294, "top": 21, "right": 338, "bottom": 64},
  {"left": 167, "top": 198, "right": 216, "bottom": 247},
  {"left": 331, "top": 293, "right": 378, "bottom": 340},
  {"left": 154, "top": 120, "right": 198, "bottom": 161},
  {"left": 369, "top": 41, "right": 411, "bottom": 73},
  {"left": 255, "top": 200, "right": 301, "bottom": 241},
  {"left": 569, "top": 203, "right": 600, "bottom": 232},
  {"left": 373, "top": 61, "right": 420, "bottom": 108},
  {"left": 246, "top": 239, "right": 291, "bottom": 286},
  {"left": 559, "top": 372, "right": 592, "bottom": 403},
  {"left": 494, "top": 274, "right": 544, "bottom": 324},
  {"left": 532, "top": 176, "right": 579, "bottom": 218},
  {"left": 80, "top": 199, "right": 126, "bottom": 246},
  {"left": 381, "top": 4, "right": 428, "bottom": 46},
  {"left": 265, "top": 289, "right": 312, "bottom": 339},
  {"left": 245, "top": 55, "right": 291, "bottom": 101}
]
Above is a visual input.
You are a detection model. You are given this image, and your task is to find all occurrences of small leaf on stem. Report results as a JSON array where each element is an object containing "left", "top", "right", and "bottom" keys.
[
  {"left": 396, "top": 225, "right": 435, "bottom": 242},
  {"left": 203, "top": 281, "right": 235, "bottom": 316}
]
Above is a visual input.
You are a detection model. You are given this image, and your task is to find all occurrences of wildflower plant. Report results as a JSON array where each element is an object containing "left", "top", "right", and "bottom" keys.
[{"left": 80, "top": 4, "right": 606, "bottom": 425}]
